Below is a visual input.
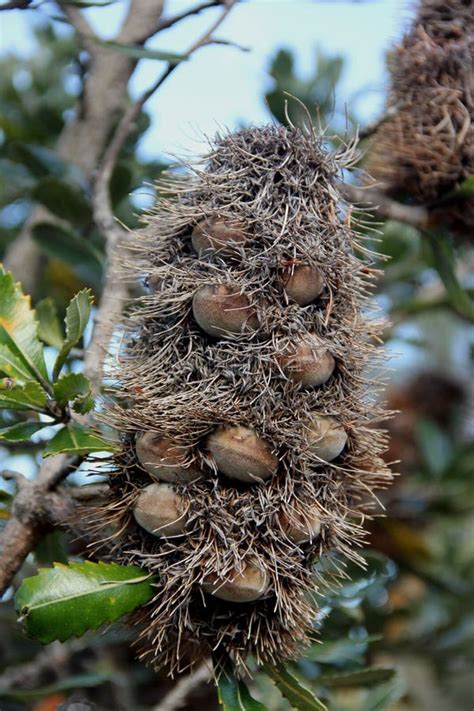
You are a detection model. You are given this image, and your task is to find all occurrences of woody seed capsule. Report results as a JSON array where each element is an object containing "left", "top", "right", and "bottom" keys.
[
  {"left": 192, "top": 284, "right": 258, "bottom": 337},
  {"left": 134, "top": 483, "right": 188, "bottom": 537},
  {"left": 201, "top": 562, "right": 269, "bottom": 603},
  {"left": 307, "top": 414, "right": 347, "bottom": 462},
  {"left": 278, "top": 507, "right": 322, "bottom": 544},
  {"left": 282, "top": 264, "right": 325, "bottom": 306},
  {"left": 191, "top": 217, "right": 247, "bottom": 256},
  {"left": 279, "top": 335, "right": 335, "bottom": 387},
  {"left": 207, "top": 425, "right": 278, "bottom": 483},
  {"left": 136, "top": 432, "right": 202, "bottom": 483}
]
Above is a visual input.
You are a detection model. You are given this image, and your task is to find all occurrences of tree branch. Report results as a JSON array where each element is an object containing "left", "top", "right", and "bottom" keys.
[
  {"left": 341, "top": 183, "right": 429, "bottom": 229},
  {"left": 0, "top": 459, "right": 81, "bottom": 596},
  {"left": 154, "top": 662, "right": 212, "bottom": 711},
  {"left": 157, "top": 1, "right": 221, "bottom": 32}
]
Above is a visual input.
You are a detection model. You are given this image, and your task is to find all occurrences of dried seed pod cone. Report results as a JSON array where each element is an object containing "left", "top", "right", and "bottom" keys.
[
  {"left": 136, "top": 432, "right": 202, "bottom": 483},
  {"left": 279, "top": 335, "right": 335, "bottom": 387},
  {"left": 366, "top": 0, "right": 474, "bottom": 236},
  {"left": 278, "top": 505, "right": 322, "bottom": 544},
  {"left": 192, "top": 284, "right": 258, "bottom": 337},
  {"left": 201, "top": 562, "right": 269, "bottom": 603},
  {"left": 87, "top": 124, "right": 392, "bottom": 675},
  {"left": 281, "top": 264, "right": 325, "bottom": 305},
  {"left": 134, "top": 483, "right": 188, "bottom": 537},
  {"left": 307, "top": 414, "right": 348, "bottom": 463},
  {"left": 192, "top": 217, "right": 247, "bottom": 256},
  {"left": 207, "top": 425, "right": 278, "bottom": 482}
]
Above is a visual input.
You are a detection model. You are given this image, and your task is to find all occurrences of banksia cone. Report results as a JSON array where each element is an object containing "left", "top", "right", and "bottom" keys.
[
  {"left": 89, "top": 124, "right": 391, "bottom": 674},
  {"left": 367, "top": 0, "right": 474, "bottom": 230}
]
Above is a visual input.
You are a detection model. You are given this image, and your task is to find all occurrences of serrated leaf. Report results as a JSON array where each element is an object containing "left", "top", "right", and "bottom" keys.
[
  {"left": 0, "top": 421, "right": 47, "bottom": 442},
  {"left": 42, "top": 423, "right": 115, "bottom": 456},
  {"left": 97, "top": 40, "right": 188, "bottom": 63},
  {"left": 217, "top": 656, "right": 268, "bottom": 710},
  {"left": 0, "top": 267, "right": 49, "bottom": 387},
  {"left": 32, "top": 223, "right": 103, "bottom": 271},
  {"left": 33, "top": 176, "right": 92, "bottom": 226},
  {"left": 0, "top": 344, "right": 35, "bottom": 382},
  {"left": 316, "top": 668, "right": 395, "bottom": 688},
  {"left": 264, "top": 664, "right": 328, "bottom": 711},
  {"left": 14, "top": 561, "right": 155, "bottom": 644},
  {"left": 0, "top": 381, "right": 48, "bottom": 411},
  {"left": 53, "top": 372, "right": 92, "bottom": 408},
  {"left": 35, "top": 297, "right": 64, "bottom": 348},
  {"left": 53, "top": 289, "right": 93, "bottom": 379}
]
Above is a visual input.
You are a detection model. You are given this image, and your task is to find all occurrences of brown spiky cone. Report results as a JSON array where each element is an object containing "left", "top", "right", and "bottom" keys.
[
  {"left": 88, "top": 124, "right": 392, "bottom": 675},
  {"left": 367, "top": 0, "right": 474, "bottom": 233}
]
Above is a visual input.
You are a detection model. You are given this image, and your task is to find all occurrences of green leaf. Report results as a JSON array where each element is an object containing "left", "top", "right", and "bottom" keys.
[
  {"left": 0, "top": 345, "right": 36, "bottom": 383},
  {"left": 0, "top": 381, "right": 48, "bottom": 411},
  {"left": 53, "top": 289, "right": 93, "bottom": 379},
  {"left": 0, "top": 672, "right": 112, "bottom": 702},
  {"left": 32, "top": 222, "right": 103, "bottom": 270},
  {"left": 305, "top": 635, "right": 381, "bottom": 667},
  {"left": 424, "top": 229, "right": 474, "bottom": 321},
  {"left": 14, "top": 561, "right": 155, "bottom": 644},
  {"left": 0, "top": 421, "right": 47, "bottom": 442},
  {"left": 264, "top": 664, "right": 328, "bottom": 711},
  {"left": 53, "top": 372, "right": 93, "bottom": 411},
  {"left": 42, "top": 423, "right": 115, "bottom": 456},
  {"left": 0, "top": 267, "right": 49, "bottom": 388},
  {"left": 97, "top": 40, "right": 188, "bottom": 63},
  {"left": 35, "top": 298, "right": 64, "bottom": 348},
  {"left": 217, "top": 657, "right": 268, "bottom": 710},
  {"left": 316, "top": 668, "right": 395, "bottom": 688},
  {"left": 33, "top": 176, "right": 92, "bottom": 227}
]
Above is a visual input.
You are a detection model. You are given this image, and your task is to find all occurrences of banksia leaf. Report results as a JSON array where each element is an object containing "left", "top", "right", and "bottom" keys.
[
  {"left": 0, "top": 381, "right": 47, "bottom": 411},
  {"left": 316, "top": 667, "right": 395, "bottom": 688},
  {"left": 264, "top": 664, "right": 328, "bottom": 711},
  {"left": 86, "top": 124, "right": 391, "bottom": 675},
  {"left": 53, "top": 288, "right": 93, "bottom": 379},
  {"left": 42, "top": 424, "right": 115, "bottom": 457},
  {"left": 0, "top": 421, "right": 47, "bottom": 442},
  {"left": 53, "top": 372, "right": 93, "bottom": 411},
  {"left": 15, "top": 561, "right": 155, "bottom": 644},
  {"left": 0, "top": 267, "right": 49, "bottom": 387},
  {"left": 35, "top": 297, "right": 65, "bottom": 349},
  {"left": 217, "top": 657, "right": 268, "bottom": 710}
]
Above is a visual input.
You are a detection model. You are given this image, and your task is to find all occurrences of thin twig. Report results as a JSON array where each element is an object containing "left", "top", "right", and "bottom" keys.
[
  {"left": 157, "top": 0, "right": 221, "bottom": 31},
  {"left": 154, "top": 662, "right": 212, "bottom": 711}
]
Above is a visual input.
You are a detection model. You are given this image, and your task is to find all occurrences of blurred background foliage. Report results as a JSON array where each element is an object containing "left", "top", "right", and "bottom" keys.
[{"left": 0, "top": 6, "right": 473, "bottom": 711}]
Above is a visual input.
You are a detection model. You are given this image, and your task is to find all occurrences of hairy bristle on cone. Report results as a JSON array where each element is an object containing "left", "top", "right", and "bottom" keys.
[
  {"left": 366, "top": 0, "right": 474, "bottom": 232},
  {"left": 85, "top": 124, "right": 391, "bottom": 675}
]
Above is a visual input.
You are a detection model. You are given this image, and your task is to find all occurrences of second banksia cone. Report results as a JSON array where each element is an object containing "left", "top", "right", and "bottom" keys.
[
  {"left": 90, "top": 124, "right": 391, "bottom": 674},
  {"left": 367, "top": 0, "right": 474, "bottom": 231}
]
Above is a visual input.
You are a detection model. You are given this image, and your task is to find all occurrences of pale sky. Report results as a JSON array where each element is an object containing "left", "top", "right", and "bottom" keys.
[{"left": 0, "top": 0, "right": 407, "bottom": 158}]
